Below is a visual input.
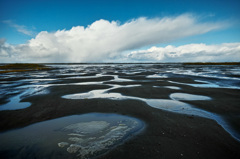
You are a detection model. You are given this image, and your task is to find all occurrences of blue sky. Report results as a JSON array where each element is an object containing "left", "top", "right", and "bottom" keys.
[{"left": 0, "top": 0, "right": 239, "bottom": 62}]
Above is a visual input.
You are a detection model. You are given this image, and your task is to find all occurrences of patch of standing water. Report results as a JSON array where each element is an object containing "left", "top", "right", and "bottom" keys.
[
  {"left": 169, "top": 80, "right": 220, "bottom": 88},
  {"left": 0, "top": 92, "right": 31, "bottom": 111},
  {"left": 153, "top": 86, "right": 181, "bottom": 90},
  {"left": 0, "top": 86, "right": 48, "bottom": 111},
  {"left": 170, "top": 93, "right": 211, "bottom": 101},
  {"left": 147, "top": 74, "right": 168, "bottom": 78},
  {"left": 164, "top": 86, "right": 181, "bottom": 90},
  {"left": 144, "top": 98, "right": 240, "bottom": 142},
  {"left": 63, "top": 84, "right": 141, "bottom": 100},
  {"left": 111, "top": 75, "right": 134, "bottom": 82},
  {"left": 0, "top": 113, "right": 144, "bottom": 159},
  {"left": 73, "top": 81, "right": 104, "bottom": 85},
  {"left": 62, "top": 85, "right": 240, "bottom": 142},
  {"left": 169, "top": 80, "right": 240, "bottom": 89}
]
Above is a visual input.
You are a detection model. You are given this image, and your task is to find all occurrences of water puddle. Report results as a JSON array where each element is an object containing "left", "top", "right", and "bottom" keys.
[
  {"left": 62, "top": 85, "right": 240, "bottom": 142},
  {"left": 164, "top": 86, "right": 181, "bottom": 90},
  {"left": 172, "top": 68, "right": 240, "bottom": 81},
  {"left": 169, "top": 80, "right": 220, "bottom": 88},
  {"left": 73, "top": 81, "right": 104, "bottom": 85},
  {"left": 1, "top": 64, "right": 239, "bottom": 143},
  {"left": 111, "top": 75, "right": 133, "bottom": 82},
  {"left": 0, "top": 113, "right": 144, "bottom": 159},
  {"left": 123, "top": 72, "right": 141, "bottom": 75},
  {"left": 169, "top": 80, "right": 240, "bottom": 89},
  {"left": 145, "top": 97, "right": 239, "bottom": 142},
  {"left": 0, "top": 92, "right": 31, "bottom": 111},
  {"left": 170, "top": 93, "right": 211, "bottom": 101},
  {"left": 63, "top": 84, "right": 140, "bottom": 100},
  {"left": 62, "top": 73, "right": 102, "bottom": 79},
  {"left": 147, "top": 74, "right": 168, "bottom": 78},
  {"left": 62, "top": 74, "right": 134, "bottom": 83},
  {"left": 153, "top": 86, "right": 181, "bottom": 90},
  {"left": 0, "top": 86, "right": 48, "bottom": 111}
]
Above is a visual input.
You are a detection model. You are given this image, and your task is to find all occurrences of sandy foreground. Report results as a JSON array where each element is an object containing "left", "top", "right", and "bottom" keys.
[{"left": 0, "top": 64, "right": 240, "bottom": 159}]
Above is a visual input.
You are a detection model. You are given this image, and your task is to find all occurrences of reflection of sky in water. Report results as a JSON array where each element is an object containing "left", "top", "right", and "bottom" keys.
[
  {"left": 170, "top": 93, "right": 211, "bottom": 101},
  {"left": 147, "top": 74, "right": 168, "bottom": 78},
  {"left": 0, "top": 92, "right": 31, "bottom": 111},
  {"left": 170, "top": 65, "right": 240, "bottom": 81},
  {"left": 0, "top": 86, "right": 48, "bottom": 111},
  {"left": 1, "top": 64, "right": 240, "bottom": 141},
  {"left": 63, "top": 83, "right": 240, "bottom": 142},
  {"left": 153, "top": 86, "right": 181, "bottom": 90},
  {"left": 169, "top": 80, "right": 240, "bottom": 89},
  {"left": 0, "top": 113, "right": 144, "bottom": 159}
]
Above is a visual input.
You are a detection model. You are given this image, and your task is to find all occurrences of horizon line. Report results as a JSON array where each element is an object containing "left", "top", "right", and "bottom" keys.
[{"left": 1, "top": 62, "right": 240, "bottom": 65}]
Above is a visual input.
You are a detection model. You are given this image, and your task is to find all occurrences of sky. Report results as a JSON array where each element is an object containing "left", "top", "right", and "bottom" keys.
[{"left": 0, "top": 0, "right": 239, "bottom": 63}]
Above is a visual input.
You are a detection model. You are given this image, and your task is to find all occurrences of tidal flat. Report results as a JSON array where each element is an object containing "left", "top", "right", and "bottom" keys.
[{"left": 0, "top": 63, "right": 240, "bottom": 159}]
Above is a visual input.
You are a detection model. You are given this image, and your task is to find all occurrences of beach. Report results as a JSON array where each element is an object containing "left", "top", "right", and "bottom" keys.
[{"left": 0, "top": 64, "right": 240, "bottom": 159}]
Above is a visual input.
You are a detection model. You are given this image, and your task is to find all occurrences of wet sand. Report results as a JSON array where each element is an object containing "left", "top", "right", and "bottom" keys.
[{"left": 0, "top": 64, "right": 240, "bottom": 158}]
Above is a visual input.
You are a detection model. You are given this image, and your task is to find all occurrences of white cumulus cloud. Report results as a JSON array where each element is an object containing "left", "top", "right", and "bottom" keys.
[
  {"left": 127, "top": 43, "right": 240, "bottom": 62},
  {"left": 0, "top": 14, "right": 230, "bottom": 63}
]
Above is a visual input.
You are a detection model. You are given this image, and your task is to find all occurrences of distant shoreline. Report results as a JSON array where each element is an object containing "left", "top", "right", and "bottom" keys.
[
  {"left": 0, "top": 62, "right": 240, "bottom": 65},
  {"left": 0, "top": 63, "right": 51, "bottom": 74}
]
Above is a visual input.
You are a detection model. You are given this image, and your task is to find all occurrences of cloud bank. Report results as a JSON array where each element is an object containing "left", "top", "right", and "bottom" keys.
[
  {"left": 0, "top": 14, "right": 234, "bottom": 63},
  {"left": 127, "top": 43, "right": 240, "bottom": 62}
]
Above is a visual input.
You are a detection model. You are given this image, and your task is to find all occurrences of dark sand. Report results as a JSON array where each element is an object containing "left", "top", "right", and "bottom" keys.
[{"left": 0, "top": 65, "right": 240, "bottom": 159}]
